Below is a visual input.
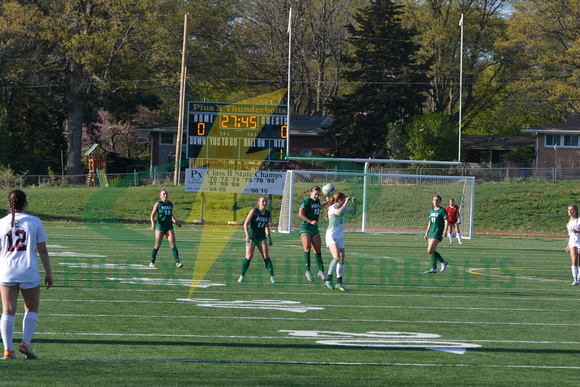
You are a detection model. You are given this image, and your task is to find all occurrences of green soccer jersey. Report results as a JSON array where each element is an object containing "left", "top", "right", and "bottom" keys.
[
  {"left": 428, "top": 207, "right": 448, "bottom": 240},
  {"left": 249, "top": 208, "right": 270, "bottom": 240},
  {"left": 299, "top": 197, "right": 321, "bottom": 234},
  {"left": 156, "top": 200, "right": 174, "bottom": 231}
]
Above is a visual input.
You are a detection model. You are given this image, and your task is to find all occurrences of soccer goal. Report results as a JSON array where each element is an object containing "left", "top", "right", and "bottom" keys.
[{"left": 278, "top": 170, "right": 474, "bottom": 239}]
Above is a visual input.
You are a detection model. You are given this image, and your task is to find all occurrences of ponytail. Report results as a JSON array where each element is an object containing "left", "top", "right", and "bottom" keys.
[
  {"left": 6, "top": 190, "right": 26, "bottom": 235},
  {"left": 325, "top": 192, "right": 345, "bottom": 220}
]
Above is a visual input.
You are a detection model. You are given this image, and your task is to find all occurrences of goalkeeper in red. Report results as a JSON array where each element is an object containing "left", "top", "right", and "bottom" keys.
[{"left": 424, "top": 195, "right": 449, "bottom": 274}]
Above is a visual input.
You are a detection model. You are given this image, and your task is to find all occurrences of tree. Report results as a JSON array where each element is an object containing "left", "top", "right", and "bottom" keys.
[
  {"left": 405, "top": 113, "right": 458, "bottom": 161},
  {"left": 400, "top": 1, "right": 517, "bottom": 132},
  {"left": 323, "top": 0, "right": 429, "bottom": 157},
  {"left": 234, "top": 0, "right": 366, "bottom": 115}
]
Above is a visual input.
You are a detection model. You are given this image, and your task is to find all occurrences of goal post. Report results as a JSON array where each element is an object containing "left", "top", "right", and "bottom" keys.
[{"left": 278, "top": 170, "right": 474, "bottom": 239}]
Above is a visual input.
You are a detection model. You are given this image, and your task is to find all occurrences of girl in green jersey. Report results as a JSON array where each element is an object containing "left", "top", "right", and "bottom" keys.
[
  {"left": 238, "top": 196, "right": 276, "bottom": 284},
  {"left": 299, "top": 186, "right": 329, "bottom": 282},
  {"left": 149, "top": 189, "right": 183, "bottom": 268},
  {"left": 424, "top": 195, "right": 449, "bottom": 274}
]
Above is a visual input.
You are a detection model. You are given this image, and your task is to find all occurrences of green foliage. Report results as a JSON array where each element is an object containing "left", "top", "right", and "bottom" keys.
[
  {"left": 501, "top": 145, "right": 535, "bottom": 164},
  {"left": 405, "top": 113, "right": 458, "bottom": 161},
  {"left": 324, "top": 0, "right": 429, "bottom": 157}
]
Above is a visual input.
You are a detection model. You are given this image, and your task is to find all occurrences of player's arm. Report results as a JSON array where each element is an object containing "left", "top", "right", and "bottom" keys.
[
  {"left": 243, "top": 209, "right": 255, "bottom": 242},
  {"left": 299, "top": 207, "right": 315, "bottom": 225},
  {"left": 424, "top": 221, "right": 431, "bottom": 240},
  {"left": 37, "top": 242, "right": 53, "bottom": 289},
  {"left": 334, "top": 197, "right": 350, "bottom": 216},
  {"left": 443, "top": 215, "right": 449, "bottom": 237},
  {"left": 320, "top": 196, "right": 330, "bottom": 209},
  {"left": 172, "top": 214, "right": 182, "bottom": 228},
  {"left": 150, "top": 202, "right": 159, "bottom": 230},
  {"left": 266, "top": 217, "right": 272, "bottom": 246}
]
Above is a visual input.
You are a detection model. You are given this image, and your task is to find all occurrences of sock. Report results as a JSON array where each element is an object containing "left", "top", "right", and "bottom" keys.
[
  {"left": 315, "top": 253, "right": 324, "bottom": 273},
  {"left": 337, "top": 277, "right": 343, "bottom": 284},
  {"left": 303, "top": 251, "right": 311, "bottom": 272},
  {"left": 241, "top": 258, "right": 251, "bottom": 276},
  {"left": 448, "top": 233, "right": 453, "bottom": 242},
  {"left": 327, "top": 258, "right": 339, "bottom": 281},
  {"left": 22, "top": 312, "right": 38, "bottom": 345},
  {"left": 264, "top": 258, "right": 274, "bottom": 276},
  {"left": 337, "top": 263, "right": 344, "bottom": 279},
  {"left": 457, "top": 233, "right": 462, "bottom": 243},
  {"left": 430, "top": 255, "right": 438, "bottom": 269},
  {"left": 433, "top": 251, "right": 444, "bottom": 263},
  {"left": 172, "top": 247, "right": 180, "bottom": 262},
  {"left": 572, "top": 266, "right": 579, "bottom": 282},
  {"left": 151, "top": 248, "right": 158, "bottom": 263},
  {"left": 1, "top": 315, "right": 15, "bottom": 351}
]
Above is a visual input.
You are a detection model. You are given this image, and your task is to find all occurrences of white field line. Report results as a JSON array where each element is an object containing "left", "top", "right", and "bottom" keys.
[
  {"left": 16, "top": 357, "right": 580, "bottom": 370},
  {"left": 29, "top": 331, "right": 580, "bottom": 346},
  {"left": 40, "top": 298, "right": 577, "bottom": 313},
  {"left": 30, "top": 312, "right": 580, "bottom": 326}
]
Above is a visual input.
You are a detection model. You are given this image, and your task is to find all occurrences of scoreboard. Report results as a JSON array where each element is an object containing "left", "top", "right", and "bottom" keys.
[{"left": 186, "top": 101, "right": 289, "bottom": 161}]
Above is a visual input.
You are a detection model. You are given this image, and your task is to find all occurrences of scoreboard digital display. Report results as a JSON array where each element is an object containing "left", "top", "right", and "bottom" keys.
[{"left": 187, "top": 101, "right": 288, "bottom": 161}]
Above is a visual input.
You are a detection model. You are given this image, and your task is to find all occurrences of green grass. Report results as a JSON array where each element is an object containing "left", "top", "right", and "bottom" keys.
[
  {"left": 0, "top": 179, "right": 577, "bottom": 234},
  {"left": 1, "top": 223, "right": 579, "bottom": 385}
]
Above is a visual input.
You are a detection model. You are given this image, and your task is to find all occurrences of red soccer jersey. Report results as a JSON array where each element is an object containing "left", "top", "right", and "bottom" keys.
[{"left": 446, "top": 204, "right": 459, "bottom": 223}]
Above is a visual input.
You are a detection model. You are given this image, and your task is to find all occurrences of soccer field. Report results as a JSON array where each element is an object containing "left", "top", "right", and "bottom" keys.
[{"left": 2, "top": 223, "right": 579, "bottom": 385}]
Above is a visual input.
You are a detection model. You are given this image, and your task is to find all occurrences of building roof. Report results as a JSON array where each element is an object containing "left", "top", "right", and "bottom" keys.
[
  {"left": 136, "top": 115, "right": 332, "bottom": 136},
  {"left": 462, "top": 135, "right": 535, "bottom": 150},
  {"left": 522, "top": 113, "right": 580, "bottom": 134}
]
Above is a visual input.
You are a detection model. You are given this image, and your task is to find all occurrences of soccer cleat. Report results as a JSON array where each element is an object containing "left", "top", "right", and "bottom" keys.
[
  {"left": 440, "top": 261, "right": 448, "bottom": 272},
  {"left": 149, "top": 262, "right": 156, "bottom": 268},
  {"left": 572, "top": 280, "right": 579, "bottom": 285},
  {"left": 336, "top": 284, "right": 347, "bottom": 292},
  {"left": 176, "top": 262, "right": 183, "bottom": 268},
  {"left": 458, "top": 241, "right": 463, "bottom": 245},
  {"left": 318, "top": 271, "right": 328, "bottom": 281},
  {"left": 18, "top": 342, "right": 36, "bottom": 359},
  {"left": 4, "top": 349, "right": 17, "bottom": 359},
  {"left": 238, "top": 275, "right": 244, "bottom": 283},
  {"left": 424, "top": 268, "right": 437, "bottom": 274},
  {"left": 449, "top": 240, "right": 453, "bottom": 244},
  {"left": 325, "top": 280, "right": 335, "bottom": 290},
  {"left": 270, "top": 276, "right": 277, "bottom": 284},
  {"left": 305, "top": 271, "right": 313, "bottom": 282}
]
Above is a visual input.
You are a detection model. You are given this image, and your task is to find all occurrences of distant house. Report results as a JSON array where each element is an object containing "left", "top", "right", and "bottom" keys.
[
  {"left": 462, "top": 135, "right": 535, "bottom": 165},
  {"left": 136, "top": 115, "right": 334, "bottom": 168},
  {"left": 522, "top": 113, "right": 580, "bottom": 168}
]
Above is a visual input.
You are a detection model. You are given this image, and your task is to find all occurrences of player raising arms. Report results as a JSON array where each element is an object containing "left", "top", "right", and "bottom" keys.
[
  {"left": 1, "top": 190, "right": 53, "bottom": 359},
  {"left": 565, "top": 204, "right": 580, "bottom": 285},
  {"left": 424, "top": 195, "right": 449, "bottom": 274},
  {"left": 324, "top": 192, "right": 357, "bottom": 291},
  {"left": 150, "top": 189, "right": 183, "bottom": 268},
  {"left": 446, "top": 198, "right": 462, "bottom": 244},
  {"left": 238, "top": 196, "right": 276, "bottom": 284},
  {"left": 299, "top": 186, "right": 329, "bottom": 282}
]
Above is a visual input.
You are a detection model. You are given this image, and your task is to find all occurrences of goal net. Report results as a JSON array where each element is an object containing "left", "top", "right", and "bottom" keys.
[{"left": 278, "top": 170, "right": 474, "bottom": 238}]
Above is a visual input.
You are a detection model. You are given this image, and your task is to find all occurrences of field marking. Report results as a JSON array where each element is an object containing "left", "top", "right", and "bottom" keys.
[
  {"left": 176, "top": 298, "right": 323, "bottom": 312},
  {"left": 30, "top": 331, "right": 580, "bottom": 346},
  {"left": 467, "top": 266, "right": 573, "bottom": 283},
  {"left": 15, "top": 357, "right": 580, "bottom": 370},
  {"left": 41, "top": 298, "right": 578, "bottom": 313},
  {"left": 34, "top": 312, "right": 580, "bottom": 326}
]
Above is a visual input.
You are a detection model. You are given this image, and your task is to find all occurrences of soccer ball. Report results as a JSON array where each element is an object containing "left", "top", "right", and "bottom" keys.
[{"left": 322, "top": 183, "right": 335, "bottom": 196}]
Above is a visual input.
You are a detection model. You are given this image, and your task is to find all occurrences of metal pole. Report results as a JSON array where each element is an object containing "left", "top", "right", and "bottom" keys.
[
  {"left": 174, "top": 14, "right": 189, "bottom": 185},
  {"left": 286, "top": 7, "right": 292, "bottom": 159},
  {"left": 458, "top": 14, "right": 464, "bottom": 162}
]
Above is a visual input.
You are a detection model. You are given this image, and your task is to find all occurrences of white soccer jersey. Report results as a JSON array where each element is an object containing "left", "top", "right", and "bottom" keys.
[
  {"left": 325, "top": 204, "right": 351, "bottom": 241},
  {"left": 567, "top": 218, "right": 580, "bottom": 248},
  {"left": 0, "top": 213, "right": 48, "bottom": 284}
]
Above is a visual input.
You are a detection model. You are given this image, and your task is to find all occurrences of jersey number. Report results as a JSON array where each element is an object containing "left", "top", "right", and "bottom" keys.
[{"left": 7, "top": 230, "right": 27, "bottom": 252}]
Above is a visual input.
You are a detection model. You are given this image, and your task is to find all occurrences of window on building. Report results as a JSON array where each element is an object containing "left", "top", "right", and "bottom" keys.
[
  {"left": 546, "top": 134, "right": 560, "bottom": 146},
  {"left": 563, "top": 135, "right": 579, "bottom": 147},
  {"left": 160, "top": 133, "right": 174, "bottom": 145}
]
